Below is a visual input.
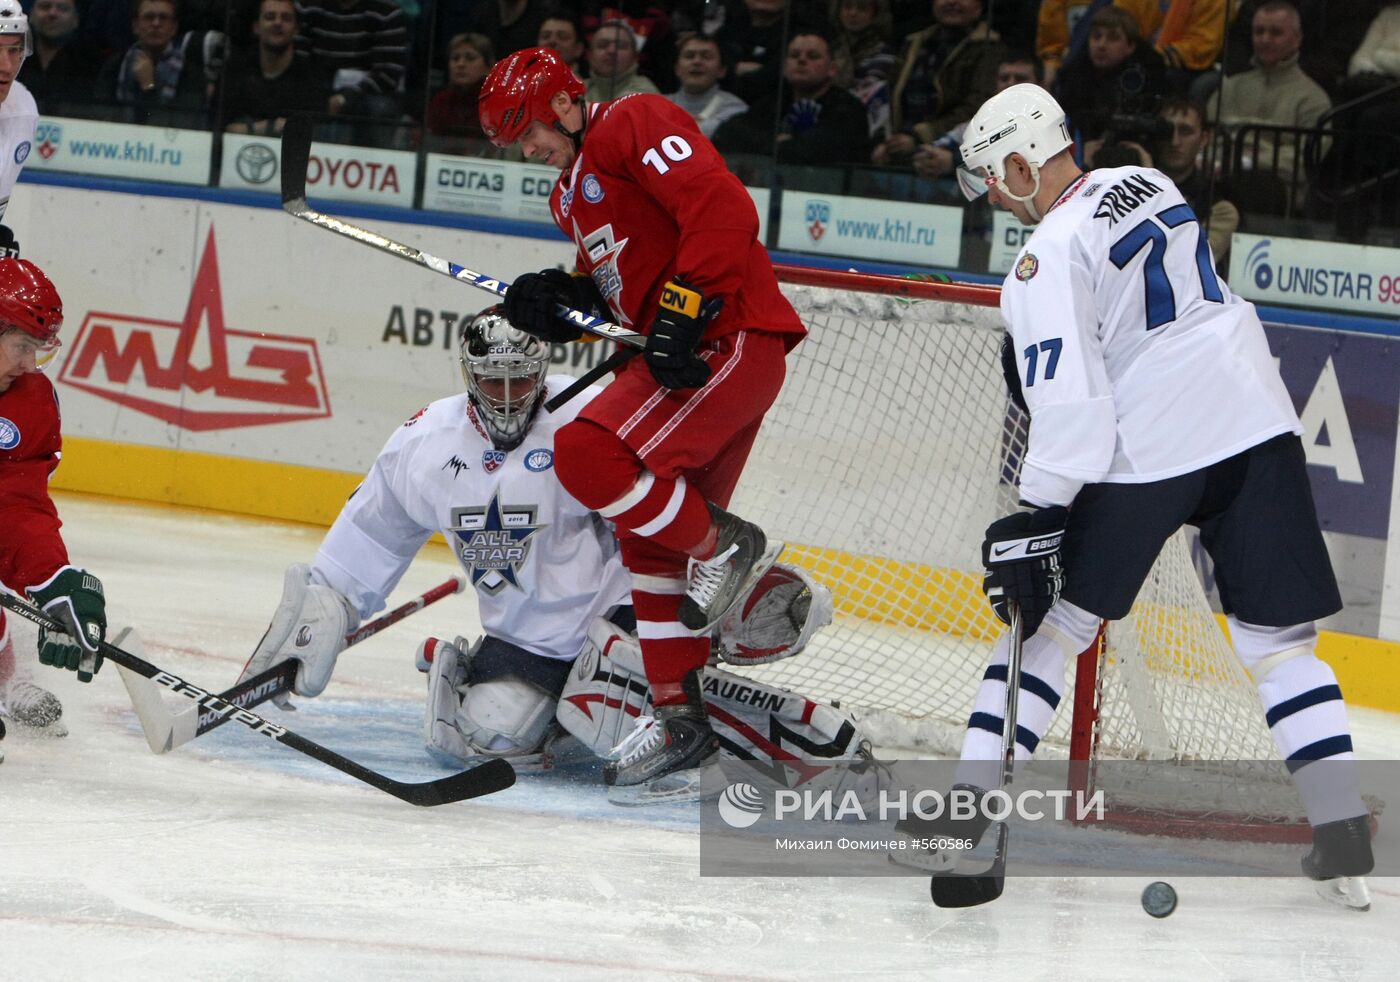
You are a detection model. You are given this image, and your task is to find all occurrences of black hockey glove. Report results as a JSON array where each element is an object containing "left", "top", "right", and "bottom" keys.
[
  {"left": 1000, "top": 332, "right": 1028, "bottom": 414},
  {"left": 646, "top": 277, "right": 722, "bottom": 390},
  {"left": 0, "top": 224, "right": 19, "bottom": 260},
  {"left": 28, "top": 567, "right": 107, "bottom": 682},
  {"left": 981, "top": 505, "right": 1068, "bottom": 638},
  {"left": 502, "top": 268, "right": 607, "bottom": 344}
]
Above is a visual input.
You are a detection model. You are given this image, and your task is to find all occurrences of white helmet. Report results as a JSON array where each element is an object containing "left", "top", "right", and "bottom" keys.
[
  {"left": 957, "top": 84, "right": 1071, "bottom": 217},
  {"left": 459, "top": 306, "right": 550, "bottom": 452},
  {"left": 0, "top": 3, "right": 30, "bottom": 59}
]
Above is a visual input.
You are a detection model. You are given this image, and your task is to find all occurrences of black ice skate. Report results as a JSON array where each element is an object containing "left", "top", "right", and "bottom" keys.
[
  {"left": 604, "top": 672, "right": 721, "bottom": 804},
  {"left": 0, "top": 678, "right": 64, "bottom": 732},
  {"left": 679, "top": 503, "right": 782, "bottom": 633},
  {"left": 1302, "top": 815, "right": 1374, "bottom": 911}
]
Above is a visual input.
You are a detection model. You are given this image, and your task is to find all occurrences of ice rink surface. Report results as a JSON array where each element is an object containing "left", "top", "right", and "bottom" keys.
[{"left": 2, "top": 493, "right": 1398, "bottom": 981}]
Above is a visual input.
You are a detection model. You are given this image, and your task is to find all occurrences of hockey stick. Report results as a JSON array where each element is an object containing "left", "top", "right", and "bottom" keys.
[
  {"left": 278, "top": 116, "right": 645, "bottom": 350},
  {"left": 0, "top": 592, "right": 513, "bottom": 806},
  {"left": 122, "top": 575, "right": 467, "bottom": 754},
  {"left": 929, "top": 602, "right": 1023, "bottom": 907}
]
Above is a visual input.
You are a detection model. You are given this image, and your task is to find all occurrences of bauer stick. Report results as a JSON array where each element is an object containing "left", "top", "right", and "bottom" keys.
[
  {"left": 0, "top": 592, "right": 512, "bottom": 806},
  {"left": 929, "top": 602, "right": 1023, "bottom": 908},
  {"left": 278, "top": 116, "right": 645, "bottom": 350},
  {"left": 119, "top": 575, "right": 466, "bottom": 755}
]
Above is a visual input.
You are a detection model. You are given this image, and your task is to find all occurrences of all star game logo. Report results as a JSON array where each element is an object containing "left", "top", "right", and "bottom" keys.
[
  {"left": 449, "top": 493, "right": 546, "bottom": 595},
  {"left": 1015, "top": 253, "right": 1039, "bottom": 281}
]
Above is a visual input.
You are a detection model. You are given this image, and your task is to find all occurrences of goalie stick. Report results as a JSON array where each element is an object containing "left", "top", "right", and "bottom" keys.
[
  {"left": 929, "top": 602, "right": 1023, "bottom": 908},
  {"left": 0, "top": 592, "right": 513, "bottom": 806},
  {"left": 279, "top": 115, "right": 645, "bottom": 350},
  {"left": 121, "top": 575, "right": 467, "bottom": 755}
]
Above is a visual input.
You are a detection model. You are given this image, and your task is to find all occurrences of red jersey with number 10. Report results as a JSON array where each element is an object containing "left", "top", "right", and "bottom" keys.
[{"left": 548, "top": 94, "right": 805, "bottom": 346}]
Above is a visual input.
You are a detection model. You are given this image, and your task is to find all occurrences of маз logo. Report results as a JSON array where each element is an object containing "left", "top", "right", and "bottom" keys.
[{"left": 56, "top": 228, "right": 331, "bottom": 431}]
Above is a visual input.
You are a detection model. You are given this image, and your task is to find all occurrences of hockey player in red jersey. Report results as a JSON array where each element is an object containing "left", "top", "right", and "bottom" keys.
[
  {"left": 0, "top": 258, "right": 107, "bottom": 749},
  {"left": 479, "top": 47, "right": 806, "bottom": 799}
]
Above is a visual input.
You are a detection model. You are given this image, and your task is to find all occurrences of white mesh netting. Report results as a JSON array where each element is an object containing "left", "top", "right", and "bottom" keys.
[{"left": 726, "top": 274, "right": 1309, "bottom": 834}]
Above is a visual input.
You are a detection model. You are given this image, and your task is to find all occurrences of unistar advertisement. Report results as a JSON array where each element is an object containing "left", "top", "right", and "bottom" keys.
[
  {"left": 1230, "top": 233, "right": 1400, "bottom": 318},
  {"left": 777, "top": 192, "right": 962, "bottom": 268},
  {"left": 28, "top": 116, "right": 212, "bottom": 185},
  {"left": 220, "top": 134, "right": 415, "bottom": 208}
]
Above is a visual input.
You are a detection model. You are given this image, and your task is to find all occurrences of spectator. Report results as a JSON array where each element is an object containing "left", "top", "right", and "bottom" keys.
[
  {"left": 295, "top": 0, "right": 408, "bottom": 134},
  {"left": 582, "top": 3, "right": 676, "bottom": 89},
  {"left": 1153, "top": 97, "right": 1239, "bottom": 267},
  {"left": 712, "top": 28, "right": 873, "bottom": 166},
  {"left": 1055, "top": 5, "right": 1167, "bottom": 146},
  {"left": 1037, "top": 0, "right": 1104, "bottom": 89},
  {"left": 873, "top": 0, "right": 1005, "bottom": 167},
  {"left": 1347, "top": 0, "right": 1400, "bottom": 89},
  {"left": 912, "top": 49, "right": 1040, "bottom": 179},
  {"left": 1207, "top": 0, "right": 1330, "bottom": 203},
  {"left": 666, "top": 33, "right": 747, "bottom": 138},
  {"left": 715, "top": 0, "right": 803, "bottom": 105},
  {"left": 99, "top": 0, "right": 224, "bottom": 126},
  {"left": 828, "top": 0, "right": 898, "bottom": 137},
  {"left": 538, "top": 12, "right": 586, "bottom": 76},
  {"left": 1222, "top": 0, "right": 1381, "bottom": 96},
  {"left": 1121, "top": 0, "right": 1228, "bottom": 80},
  {"left": 220, "top": 0, "right": 322, "bottom": 135},
  {"left": 425, "top": 33, "right": 494, "bottom": 152},
  {"left": 457, "top": 1, "right": 550, "bottom": 59},
  {"left": 16, "top": 0, "right": 102, "bottom": 114},
  {"left": 583, "top": 20, "right": 660, "bottom": 102}
]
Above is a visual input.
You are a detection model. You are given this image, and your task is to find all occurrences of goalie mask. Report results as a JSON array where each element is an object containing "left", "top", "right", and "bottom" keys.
[{"left": 459, "top": 306, "right": 549, "bottom": 452}]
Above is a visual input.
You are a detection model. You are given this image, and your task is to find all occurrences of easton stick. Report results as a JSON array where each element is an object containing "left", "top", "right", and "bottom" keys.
[
  {"left": 0, "top": 592, "right": 514, "bottom": 806},
  {"left": 120, "top": 575, "right": 466, "bottom": 754},
  {"left": 279, "top": 115, "right": 645, "bottom": 350}
]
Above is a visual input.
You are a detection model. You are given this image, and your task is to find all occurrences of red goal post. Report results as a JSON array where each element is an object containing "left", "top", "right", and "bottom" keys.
[{"left": 731, "top": 262, "right": 1314, "bottom": 843}]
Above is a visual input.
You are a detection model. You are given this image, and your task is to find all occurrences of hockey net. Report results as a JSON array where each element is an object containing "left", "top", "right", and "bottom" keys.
[{"left": 728, "top": 264, "right": 1312, "bottom": 842}]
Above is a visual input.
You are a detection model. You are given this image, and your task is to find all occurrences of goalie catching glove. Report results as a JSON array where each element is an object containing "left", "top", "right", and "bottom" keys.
[
  {"left": 646, "top": 277, "right": 721, "bottom": 389},
  {"left": 28, "top": 566, "right": 106, "bottom": 682},
  {"left": 239, "top": 564, "right": 359, "bottom": 708},
  {"left": 501, "top": 268, "right": 609, "bottom": 344},
  {"left": 981, "top": 505, "right": 1068, "bottom": 637}
]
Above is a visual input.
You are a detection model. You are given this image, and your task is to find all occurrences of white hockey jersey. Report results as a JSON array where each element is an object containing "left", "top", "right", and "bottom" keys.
[
  {"left": 1001, "top": 166, "right": 1301, "bottom": 507},
  {"left": 312, "top": 377, "right": 633, "bottom": 663},
  {"left": 0, "top": 81, "right": 37, "bottom": 224}
]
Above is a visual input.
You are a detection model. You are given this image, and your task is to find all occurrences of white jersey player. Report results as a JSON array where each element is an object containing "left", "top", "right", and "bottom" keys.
[
  {"left": 240, "top": 307, "right": 877, "bottom": 802},
  {"left": 0, "top": 6, "right": 37, "bottom": 247},
  {"left": 927, "top": 84, "right": 1371, "bottom": 908}
]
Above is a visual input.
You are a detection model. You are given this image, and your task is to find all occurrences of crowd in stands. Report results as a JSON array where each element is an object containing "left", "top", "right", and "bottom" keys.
[{"left": 14, "top": 1, "right": 1400, "bottom": 237}]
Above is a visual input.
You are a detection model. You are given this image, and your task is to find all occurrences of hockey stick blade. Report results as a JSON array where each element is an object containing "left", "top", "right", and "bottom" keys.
[
  {"left": 0, "top": 594, "right": 515, "bottom": 805},
  {"left": 929, "top": 825, "right": 1008, "bottom": 908},
  {"left": 125, "top": 576, "right": 466, "bottom": 754},
  {"left": 277, "top": 120, "right": 646, "bottom": 350}
]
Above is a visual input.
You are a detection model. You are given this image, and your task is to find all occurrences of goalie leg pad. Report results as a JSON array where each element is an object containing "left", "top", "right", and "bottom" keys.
[
  {"left": 702, "top": 667, "right": 865, "bottom": 765},
  {"left": 242, "top": 564, "right": 357, "bottom": 700},
  {"left": 716, "top": 563, "right": 833, "bottom": 667},
  {"left": 557, "top": 617, "right": 652, "bottom": 758},
  {"left": 422, "top": 636, "right": 474, "bottom": 761}
]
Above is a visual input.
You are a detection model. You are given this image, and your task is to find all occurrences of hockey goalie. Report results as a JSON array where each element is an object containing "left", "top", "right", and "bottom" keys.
[{"left": 239, "top": 307, "right": 877, "bottom": 802}]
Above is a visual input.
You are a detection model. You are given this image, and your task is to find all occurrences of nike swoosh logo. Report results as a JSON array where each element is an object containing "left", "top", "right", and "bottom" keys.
[{"left": 993, "top": 544, "right": 1017, "bottom": 557}]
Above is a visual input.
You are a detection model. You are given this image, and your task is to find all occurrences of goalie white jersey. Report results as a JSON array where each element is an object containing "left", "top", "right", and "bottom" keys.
[
  {"left": 1001, "top": 165, "right": 1301, "bottom": 507},
  {"left": 312, "top": 377, "right": 633, "bottom": 662}
]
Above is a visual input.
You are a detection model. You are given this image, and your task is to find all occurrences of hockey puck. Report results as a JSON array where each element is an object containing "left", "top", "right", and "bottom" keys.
[{"left": 1141, "top": 881, "right": 1177, "bottom": 918}]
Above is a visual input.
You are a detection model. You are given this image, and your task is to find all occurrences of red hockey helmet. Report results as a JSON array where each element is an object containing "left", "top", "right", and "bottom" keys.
[
  {"left": 0, "top": 258, "right": 62, "bottom": 347},
  {"left": 479, "top": 47, "right": 584, "bottom": 148}
]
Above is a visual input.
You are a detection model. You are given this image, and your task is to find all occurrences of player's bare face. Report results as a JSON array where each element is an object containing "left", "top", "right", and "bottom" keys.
[
  {"left": 0, "top": 330, "right": 42, "bottom": 392},
  {"left": 519, "top": 120, "right": 574, "bottom": 170},
  {"left": 0, "top": 36, "right": 24, "bottom": 102}
]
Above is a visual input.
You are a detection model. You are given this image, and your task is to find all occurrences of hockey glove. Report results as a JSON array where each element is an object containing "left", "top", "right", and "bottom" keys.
[
  {"left": 0, "top": 224, "right": 20, "bottom": 260},
  {"left": 28, "top": 566, "right": 107, "bottom": 682},
  {"left": 502, "top": 268, "right": 607, "bottom": 344},
  {"left": 646, "top": 277, "right": 722, "bottom": 390},
  {"left": 981, "top": 505, "right": 1068, "bottom": 637}
]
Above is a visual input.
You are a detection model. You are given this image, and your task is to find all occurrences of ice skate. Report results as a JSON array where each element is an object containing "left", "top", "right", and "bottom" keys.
[
  {"left": 604, "top": 672, "right": 721, "bottom": 804},
  {"left": 0, "top": 678, "right": 66, "bottom": 734},
  {"left": 679, "top": 503, "right": 782, "bottom": 633},
  {"left": 1302, "top": 816, "right": 1373, "bottom": 911}
]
